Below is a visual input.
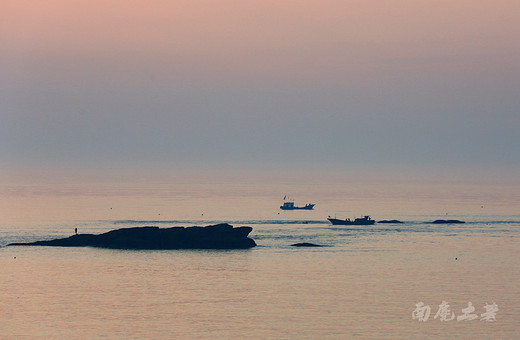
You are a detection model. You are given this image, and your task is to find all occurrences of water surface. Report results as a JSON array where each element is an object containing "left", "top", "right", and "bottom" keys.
[{"left": 1, "top": 178, "right": 519, "bottom": 338}]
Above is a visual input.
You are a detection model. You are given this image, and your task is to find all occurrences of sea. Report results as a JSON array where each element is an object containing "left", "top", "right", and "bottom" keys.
[{"left": 1, "top": 172, "right": 519, "bottom": 339}]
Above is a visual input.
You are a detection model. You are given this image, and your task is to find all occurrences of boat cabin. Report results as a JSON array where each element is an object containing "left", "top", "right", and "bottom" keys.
[{"left": 281, "top": 202, "right": 295, "bottom": 209}]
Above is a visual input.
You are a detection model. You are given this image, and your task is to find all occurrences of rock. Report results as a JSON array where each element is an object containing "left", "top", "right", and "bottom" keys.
[
  {"left": 8, "top": 223, "right": 256, "bottom": 250},
  {"left": 377, "top": 220, "right": 404, "bottom": 224},
  {"left": 291, "top": 242, "right": 323, "bottom": 247},
  {"left": 431, "top": 220, "right": 465, "bottom": 224}
]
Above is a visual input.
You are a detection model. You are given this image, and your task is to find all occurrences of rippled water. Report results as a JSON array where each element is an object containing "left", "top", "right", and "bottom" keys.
[{"left": 1, "top": 178, "right": 519, "bottom": 338}]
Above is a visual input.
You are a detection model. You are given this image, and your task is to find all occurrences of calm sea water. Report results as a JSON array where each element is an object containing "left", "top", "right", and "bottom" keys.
[{"left": 1, "top": 177, "right": 519, "bottom": 338}]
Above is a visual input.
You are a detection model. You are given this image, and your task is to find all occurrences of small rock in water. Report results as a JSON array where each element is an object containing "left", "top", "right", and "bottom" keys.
[
  {"left": 291, "top": 242, "right": 323, "bottom": 247},
  {"left": 432, "top": 219, "right": 465, "bottom": 224}
]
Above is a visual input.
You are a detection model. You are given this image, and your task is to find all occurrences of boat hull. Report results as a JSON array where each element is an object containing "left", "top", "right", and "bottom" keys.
[
  {"left": 280, "top": 204, "right": 315, "bottom": 210},
  {"left": 328, "top": 218, "right": 375, "bottom": 225}
]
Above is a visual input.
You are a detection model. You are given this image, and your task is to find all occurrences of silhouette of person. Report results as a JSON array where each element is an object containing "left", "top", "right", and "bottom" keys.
[{"left": 75, "top": 228, "right": 78, "bottom": 235}]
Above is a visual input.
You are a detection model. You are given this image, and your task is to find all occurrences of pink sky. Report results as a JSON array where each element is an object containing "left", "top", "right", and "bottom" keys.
[
  {"left": 1, "top": 1, "right": 519, "bottom": 172},
  {"left": 3, "top": 0, "right": 517, "bottom": 82}
]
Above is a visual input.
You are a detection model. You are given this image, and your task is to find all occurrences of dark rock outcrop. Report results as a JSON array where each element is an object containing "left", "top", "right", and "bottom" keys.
[
  {"left": 8, "top": 223, "right": 256, "bottom": 249},
  {"left": 291, "top": 242, "right": 323, "bottom": 247},
  {"left": 377, "top": 220, "right": 404, "bottom": 224},
  {"left": 431, "top": 219, "right": 465, "bottom": 224}
]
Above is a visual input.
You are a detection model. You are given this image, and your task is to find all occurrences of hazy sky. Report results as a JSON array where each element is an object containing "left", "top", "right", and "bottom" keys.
[{"left": 2, "top": 1, "right": 519, "bottom": 176}]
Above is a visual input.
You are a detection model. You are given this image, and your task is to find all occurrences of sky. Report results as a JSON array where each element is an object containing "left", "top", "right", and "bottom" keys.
[{"left": 1, "top": 0, "right": 519, "bottom": 181}]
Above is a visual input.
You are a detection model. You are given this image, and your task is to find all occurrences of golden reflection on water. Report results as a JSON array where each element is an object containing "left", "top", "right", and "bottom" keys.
[
  {"left": 1, "top": 177, "right": 519, "bottom": 225},
  {"left": 1, "top": 233, "right": 518, "bottom": 339},
  {"left": 1, "top": 177, "right": 519, "bottom": 338}
]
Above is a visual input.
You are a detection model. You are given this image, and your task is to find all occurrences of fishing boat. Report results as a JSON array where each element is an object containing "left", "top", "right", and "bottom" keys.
[
  {"left": 327, "top": 215, "right": 375, "bottom": 225},
  {"left": 280, "top": 202, "right": 315, "bottom": 210}
]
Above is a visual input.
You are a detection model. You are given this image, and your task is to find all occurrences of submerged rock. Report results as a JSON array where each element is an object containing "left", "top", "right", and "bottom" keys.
[
  {"left": 8, "top": 223, "right": 256, "bottom": 250},
  {"left": 377, "top": 220, "right": 404, "bottom": 224},
  {"left": 431, "top": 219, "right": 465, "bottom": 224},
  {"left": 291, "top": 242, "right": 323, "bottom": 247}
]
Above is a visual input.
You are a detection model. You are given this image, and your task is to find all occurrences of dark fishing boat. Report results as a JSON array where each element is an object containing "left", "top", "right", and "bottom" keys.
[
  {"left": 327, "top": 215, "right": 375, "bottom": 225},
  {"left": 280, "top": 202, "right": 315, "bottom": 210}
]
